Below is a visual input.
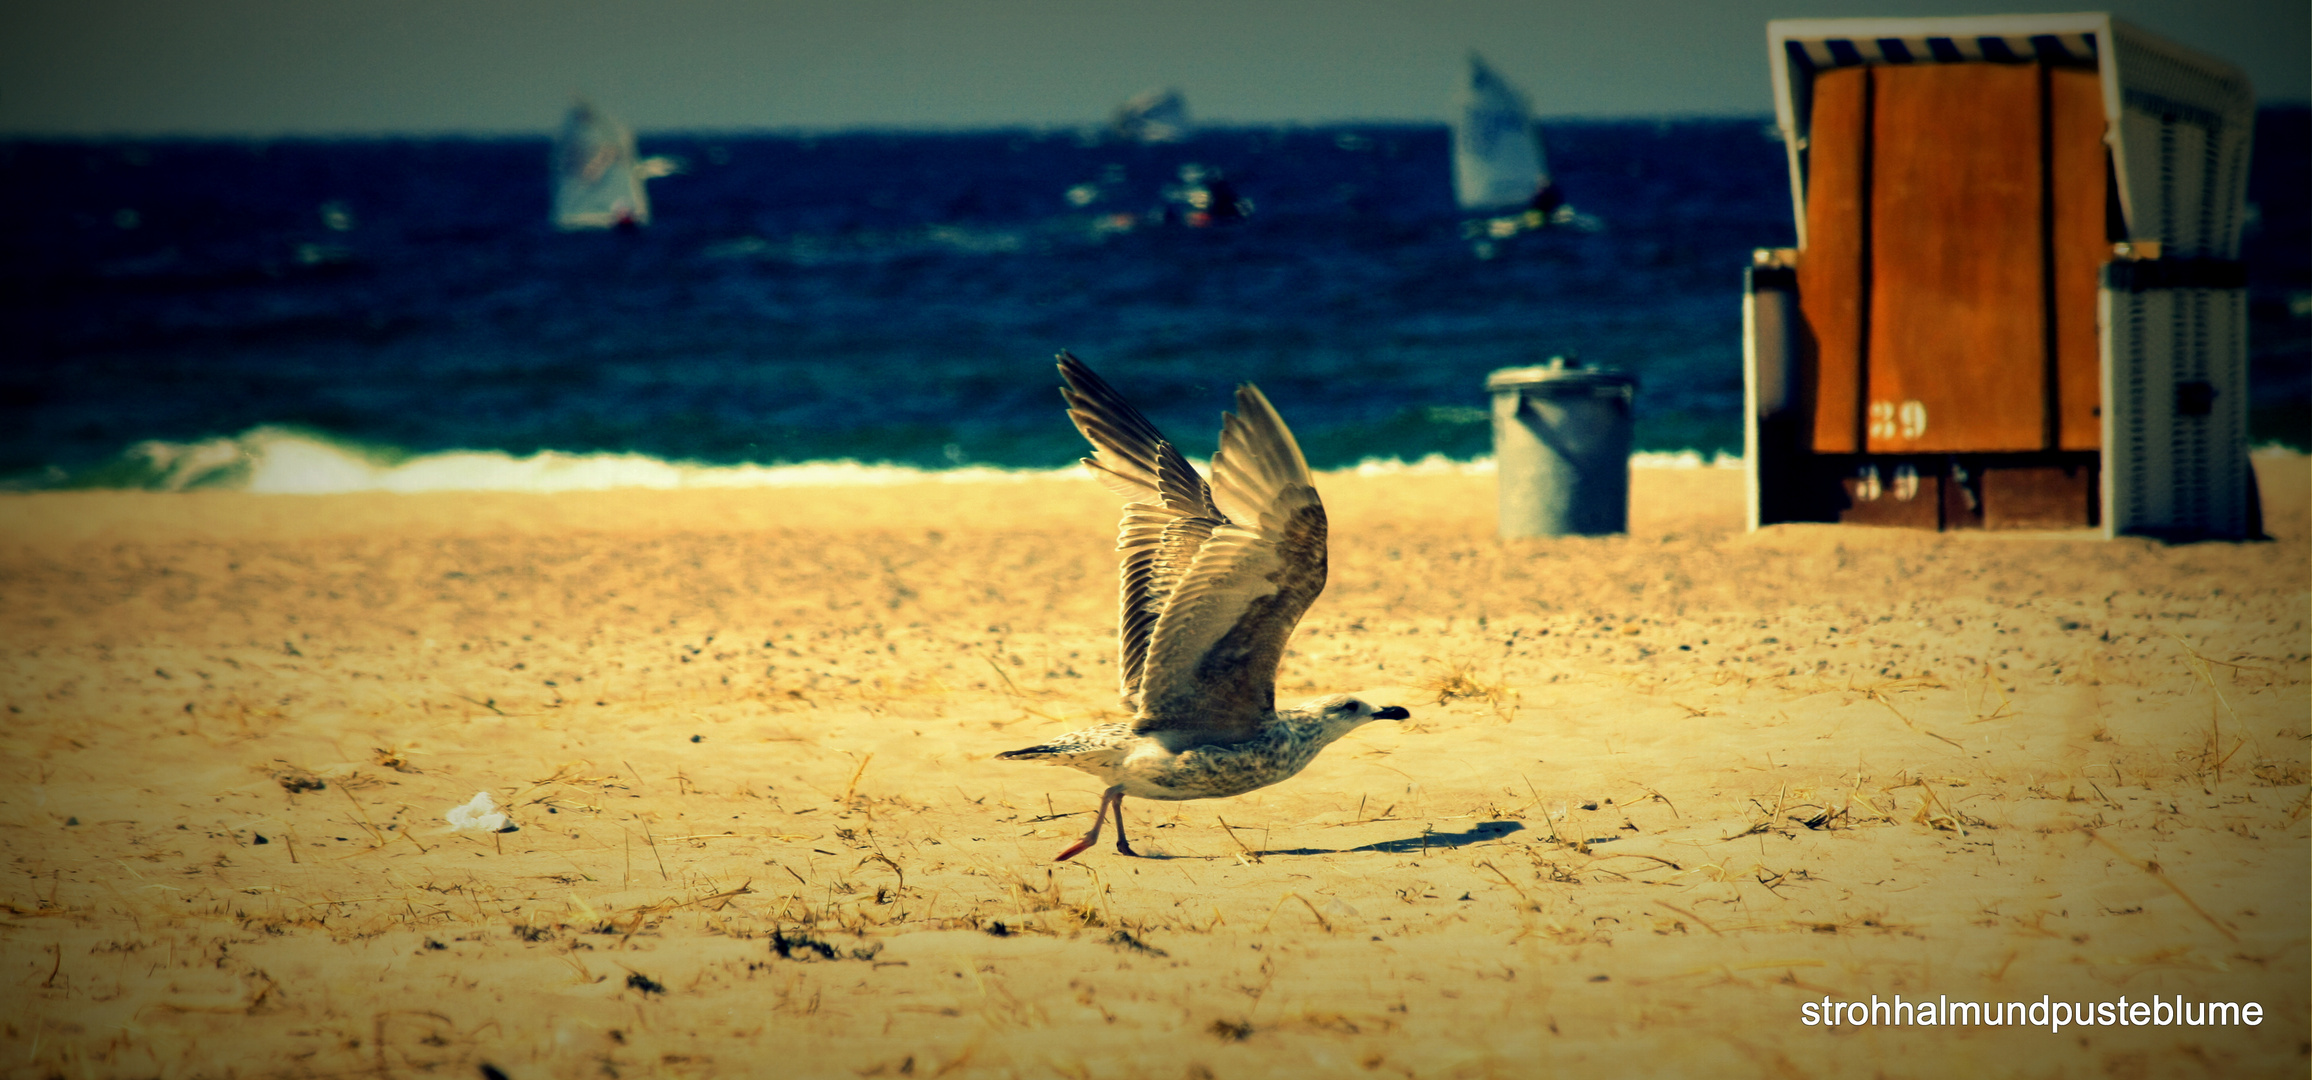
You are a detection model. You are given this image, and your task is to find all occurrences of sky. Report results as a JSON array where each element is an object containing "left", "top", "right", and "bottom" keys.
[{"left": 3, "top": 0, "right": 2305, "bottom": 136}]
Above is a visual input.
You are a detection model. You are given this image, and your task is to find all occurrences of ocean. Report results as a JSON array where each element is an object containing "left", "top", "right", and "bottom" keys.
[{"left": 2, "top": 112, "right": 2304, "bottom": 492}]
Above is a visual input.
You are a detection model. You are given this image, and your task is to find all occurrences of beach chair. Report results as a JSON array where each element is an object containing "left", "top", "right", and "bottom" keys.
[{"left": 1744, "top": 14, "right": 2258, "bottom": 539}]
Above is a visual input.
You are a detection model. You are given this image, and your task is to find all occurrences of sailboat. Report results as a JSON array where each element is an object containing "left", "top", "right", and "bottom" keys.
[
  {"left": 1111, "top": 87, "right": 1191, "bottom": 144},
  {"left": 552, "top": 100, "right": 678, "bottom": 230},
  {"left": 1451, "top": 54, "right": 1586, "bottom": 249}
]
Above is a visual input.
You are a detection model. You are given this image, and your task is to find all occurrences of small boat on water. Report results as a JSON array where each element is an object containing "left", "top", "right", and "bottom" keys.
[
  {"left": 1111, "top": 87, "right": 1192, "bottom": 144},
  {"left": 1164, "top": 163, "right": 1251, "bottom": 228},
  {"left": 552, "top": 100, "right": 679, "bottom": 230},
  {"left": 1452, "top": 54, "right": 1590, "bottom": 251}
]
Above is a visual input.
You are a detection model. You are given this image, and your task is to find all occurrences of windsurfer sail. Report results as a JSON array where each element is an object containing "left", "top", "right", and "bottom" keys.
[
  {"left": 1451, "top": 54, "right": 1562, "bottom": 216},
  {"left": 552, "top": 101, "right": 678, "bottom": 230}
]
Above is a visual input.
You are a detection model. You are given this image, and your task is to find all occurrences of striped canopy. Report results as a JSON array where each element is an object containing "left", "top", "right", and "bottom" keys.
[{"left": 1783, "top": 30, "right": 2097, "bottom": 71}]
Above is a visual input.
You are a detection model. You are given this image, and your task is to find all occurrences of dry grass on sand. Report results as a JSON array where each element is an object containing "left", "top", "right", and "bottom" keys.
[{"left": 1, "top": 458, "right": 2306, "bottom": 1078}]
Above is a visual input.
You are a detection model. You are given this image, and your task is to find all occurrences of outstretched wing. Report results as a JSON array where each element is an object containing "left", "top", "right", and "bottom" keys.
[
  {"left": 1057, "top": 352, "right": 1223, "bottom": 709},
  {"left": 1132, "top": 383, "right": 1327, "bottom": 744}
]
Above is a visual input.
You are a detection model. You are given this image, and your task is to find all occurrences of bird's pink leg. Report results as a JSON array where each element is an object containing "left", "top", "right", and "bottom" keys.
[
  {"left": 1055, "top": 786, "right": 1123, "bottom": 862},
  {"left": 1113, "top": 791, "right": 1137, "bottom": 856}
]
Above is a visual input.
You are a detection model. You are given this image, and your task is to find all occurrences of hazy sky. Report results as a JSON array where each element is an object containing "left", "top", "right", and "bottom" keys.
[{"left": 4, "top": 0, "right": 2304, "bottom": 136}]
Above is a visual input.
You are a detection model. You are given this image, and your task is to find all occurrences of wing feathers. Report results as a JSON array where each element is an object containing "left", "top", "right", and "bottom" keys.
[
  {"left": 1135, "top": 496, "right": 1327, "bottom": 740},
  {"left": 1210, "top": 384, "right": 1315, "bottom": 527},
  {"left": 1112, "top": 497, "right": 1215, "bottom": 706},
  {"left": 1058, "top": 352, "right": 1212, "bottom": 515},
  {"left": 1057, "top": 354, "right": 1327, "bottom": 743},
  {"left": 1059, "top": 351, "right": 1223, "bottom": 708}
]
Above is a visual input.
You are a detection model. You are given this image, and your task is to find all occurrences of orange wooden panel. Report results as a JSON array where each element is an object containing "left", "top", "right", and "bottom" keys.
[
  {"left": 2049, "top": 65, "right": 2107, "bottom": 451},
  {"left": 1799, "top": 66, "right": 1869, "bottom": 454},
  {"left": 1867, "top": 62, "right": 2046, "bottom": 453}
]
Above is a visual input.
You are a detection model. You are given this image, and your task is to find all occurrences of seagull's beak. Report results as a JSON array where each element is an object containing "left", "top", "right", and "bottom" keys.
[{"left": 1373, "top": 705, "right": 1411, "bottom": 721}]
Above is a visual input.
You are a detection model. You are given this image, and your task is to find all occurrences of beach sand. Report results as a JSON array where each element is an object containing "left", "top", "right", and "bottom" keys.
[{"left": 2, "top": 458, "right": 2305, "bottom": 1078}]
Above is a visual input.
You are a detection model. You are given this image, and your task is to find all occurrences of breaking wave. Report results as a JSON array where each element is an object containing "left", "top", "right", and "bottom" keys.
[{"left": 28, "top": 426, "right": 1744, "bottom": 494}]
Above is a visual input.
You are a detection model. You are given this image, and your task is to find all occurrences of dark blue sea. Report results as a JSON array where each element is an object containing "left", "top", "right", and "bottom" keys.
[{"left": 2, "top": 112, "right": 2304, "bottom": 490}]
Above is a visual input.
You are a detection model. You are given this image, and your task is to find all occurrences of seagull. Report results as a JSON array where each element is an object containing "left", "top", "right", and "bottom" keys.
[{"left": 998, "top": 352, "right": 1411, "bottom": 861}]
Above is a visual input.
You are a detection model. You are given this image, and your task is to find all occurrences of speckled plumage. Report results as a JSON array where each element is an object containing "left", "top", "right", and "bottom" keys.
[
  {"left": 999, "top": 354, "right": 1410, "bottom": 861},
  {"left": 997, "top": 696, "right": 1397, "bottom": 802}
]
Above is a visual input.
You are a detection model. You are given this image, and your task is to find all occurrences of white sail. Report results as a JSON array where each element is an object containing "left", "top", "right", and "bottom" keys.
[
  {"left": 1112, "top": 87, "right": 1191, "bottom": 144},
  {"left": 553, "top": 101, "right": 658, "bottom": 229},
  {"left": 1452, "top": 54, "right": 1553, "bottom": 212}
]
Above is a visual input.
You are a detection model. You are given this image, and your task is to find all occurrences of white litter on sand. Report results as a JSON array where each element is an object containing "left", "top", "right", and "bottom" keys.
[{"left": 446, "top": 791, "right": 510, "bottom": 833}]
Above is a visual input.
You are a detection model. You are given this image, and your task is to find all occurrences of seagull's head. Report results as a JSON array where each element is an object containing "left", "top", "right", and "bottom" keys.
[{"left": 1295, "top": 694, "right": 1412, "bottom": 737}]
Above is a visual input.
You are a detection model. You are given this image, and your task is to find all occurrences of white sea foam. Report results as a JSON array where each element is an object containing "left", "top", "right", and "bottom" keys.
[
  {"left": 1631, "top": 448, "right": 1747, "bottom": 469},
  {"left": 1339, "top": 449, "right": 1743, "bottom": 476},
  {"left": 114, "top": 427, "right": 1078, "bottom": 494},
  {"left": 243, "top": 437, "right": 1080, "bottom": 494},
  {"left": 94, "top": 426, "right": 1748, "bottom": 495},
  {"left": 1346, "top": 453, "right": 1497, "bottom": 477}
]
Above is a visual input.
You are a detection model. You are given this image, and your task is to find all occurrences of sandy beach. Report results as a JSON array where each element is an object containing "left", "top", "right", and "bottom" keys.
[{"left": 1, "top": 458, "right": 2305, "bottom": 1078}]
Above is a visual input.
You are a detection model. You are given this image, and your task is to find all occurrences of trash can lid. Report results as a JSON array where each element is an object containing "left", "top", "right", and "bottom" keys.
[{"left": 1486, "top": 356, "right": 1634, "bottom": 392}]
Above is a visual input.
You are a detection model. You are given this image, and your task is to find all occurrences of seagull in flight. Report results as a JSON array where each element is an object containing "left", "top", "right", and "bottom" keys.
[{"left": 999, "top": 352, "right": 1410, "bottom": 861}]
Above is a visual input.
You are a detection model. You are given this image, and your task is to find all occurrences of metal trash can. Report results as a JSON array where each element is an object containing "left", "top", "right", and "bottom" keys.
[{"left": 1489, "top": 357, "right": 1635, "bottom": 538}]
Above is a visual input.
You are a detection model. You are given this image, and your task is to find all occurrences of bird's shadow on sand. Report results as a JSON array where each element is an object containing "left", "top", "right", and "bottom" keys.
[{"left": 1258, "top": 820, "right": 1526, "bottom": 857}]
